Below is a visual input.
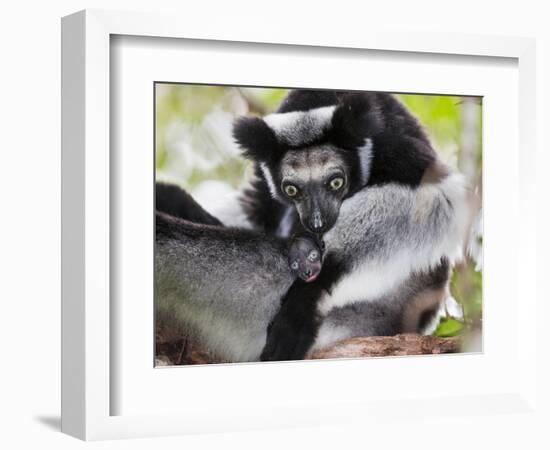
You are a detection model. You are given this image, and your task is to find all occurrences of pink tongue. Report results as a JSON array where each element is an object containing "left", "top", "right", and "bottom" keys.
[{"left": 306, "top": 273, "right": 318, "bottom": 282}]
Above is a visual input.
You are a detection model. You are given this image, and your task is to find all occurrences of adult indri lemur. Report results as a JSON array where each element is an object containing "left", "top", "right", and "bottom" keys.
[{"left": 155, "top": 89, "right": 470, "bottom": 362}]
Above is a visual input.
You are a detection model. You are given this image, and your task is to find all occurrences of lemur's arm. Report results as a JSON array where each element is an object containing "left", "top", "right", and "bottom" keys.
[{"left": 324, "top": 172, "right": 467, "bottom": 268}]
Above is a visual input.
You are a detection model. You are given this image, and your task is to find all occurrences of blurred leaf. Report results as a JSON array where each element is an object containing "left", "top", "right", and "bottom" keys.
[
  {"left": 398, "top": 94, "right": 466, "bottom": 167},
  {"left": 434, "top": 318, "right": 464, "bottom": 337},
  {"left": 450, "top": 261, "right": 483, "bottom": 325}
]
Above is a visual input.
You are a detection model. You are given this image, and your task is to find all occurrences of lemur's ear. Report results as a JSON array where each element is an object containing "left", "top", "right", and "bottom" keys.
[
  {"left": 330, "top": 93, "right": 384, "bottom": 149},
  {"left": 233, "top": 116, "right": 280, "bottom": 163}
]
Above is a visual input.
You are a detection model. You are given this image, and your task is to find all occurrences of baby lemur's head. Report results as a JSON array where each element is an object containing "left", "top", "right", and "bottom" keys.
[{"left": 288, "top": 234, "right": 324, "bottom": 282}]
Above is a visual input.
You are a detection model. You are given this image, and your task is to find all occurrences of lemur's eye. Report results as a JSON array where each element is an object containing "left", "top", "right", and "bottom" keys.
[
  {"left": 308, "top": 250, "right": 319, "bottom": 261},
  {"left": 284, "top": 184, "right": 299, "bottom": 197},
  {"left": 329, "top": 177, "right": 345, "bottom": 191},
  {"left": 291, "top": 261, "right": 299, "bottom": 270}
]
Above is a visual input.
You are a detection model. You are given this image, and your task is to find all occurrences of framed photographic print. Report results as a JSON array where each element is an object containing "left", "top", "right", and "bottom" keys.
[{"left": 61, "top": 9, "right": 538, "bottom": 441}]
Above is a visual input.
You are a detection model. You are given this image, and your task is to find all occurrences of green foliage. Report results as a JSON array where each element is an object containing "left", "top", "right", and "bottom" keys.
[
  {"left": 185, "top": 158, "right": 248, "bottom": 190},
  {"left": 398, "top": 94, "right": 462, "bottom": 148},
  {"left": 155, "top": 85, "right": 289, "bottom": 190},
  {"left": 237, "top": 87, "right": 288, "bottom": 113},
  {"left": 434, "top": 318, "right": 464, "bottom": 337},
  {"left": 451, "top": 262, "right": 483, "bottom": 324},
  {"left": 155, "top": 84, "right": 232, "bottom": 170}
]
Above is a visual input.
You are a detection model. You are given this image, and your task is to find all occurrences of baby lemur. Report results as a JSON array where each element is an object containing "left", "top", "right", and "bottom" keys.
[{"left": 288, "top": 233, "right": 324, "bottom": 282}]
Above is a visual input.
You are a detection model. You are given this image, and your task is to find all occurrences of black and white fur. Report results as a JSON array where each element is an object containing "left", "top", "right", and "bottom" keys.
[
  {"left": 155, "top": 89, "right": 470, "bottom": 362},
  {"left": 261, "top": 173, "right": 467, "bottom": 360},
  {"left": 236, "top": 90, "right": 436, "bottom": 236},
  {"left": 234, "top": 90, "right": 469, "bottom": 360}
]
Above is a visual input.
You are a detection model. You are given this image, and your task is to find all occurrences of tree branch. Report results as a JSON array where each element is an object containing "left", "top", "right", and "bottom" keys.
[{"left": 307, "top": 334, "right": 462, "bottom": 359}]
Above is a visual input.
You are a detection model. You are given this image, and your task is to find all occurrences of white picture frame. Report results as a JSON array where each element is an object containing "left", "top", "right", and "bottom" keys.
[{"left": 61, "top": 9, "right": 538, "bottom": 441}]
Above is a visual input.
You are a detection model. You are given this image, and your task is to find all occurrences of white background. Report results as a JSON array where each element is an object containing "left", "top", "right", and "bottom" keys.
[{"left": 1, "top": 1, "right": 548, "bottom": 449}]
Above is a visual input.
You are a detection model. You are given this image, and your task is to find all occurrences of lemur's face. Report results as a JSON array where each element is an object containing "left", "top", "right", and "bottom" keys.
[
  {"left": 277, "top": 145, "right": 350, "bottom": 234},
  {"left": 288, "top": 236, "right": 323, "bottom": 282},
  {"left": 233, "top": 94, "right": 377, "bottom": 234}
]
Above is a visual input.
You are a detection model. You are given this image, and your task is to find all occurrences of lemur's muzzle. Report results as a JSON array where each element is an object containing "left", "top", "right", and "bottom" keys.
[
  {"left": 310, "top": 210, "right": 324, "bottom": 233},
  {"left": 298, "top": 194, "right": 340, "bottom": 234}
]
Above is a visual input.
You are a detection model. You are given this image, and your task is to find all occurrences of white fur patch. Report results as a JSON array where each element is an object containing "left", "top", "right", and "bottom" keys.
[
  {"left": 318, "top": 173, "right": 469, "bottom": 316},
  {"left": 309, "top": 322, "right": 350, "bottom": 353},
  {"left": 357, "top": 138, "right": 373, "bottom": 187},
  {"left": 192, "top": 181, "right": 253, "bottom": 229},
  {"left": 318, "top": 248, "right": 424, "bottom": 315},
  {"left": 264, "top": 106, "right": 336, "bottom": 147},
  {"left": 259, "top": 162, "right": 280, "bottom": 200}
]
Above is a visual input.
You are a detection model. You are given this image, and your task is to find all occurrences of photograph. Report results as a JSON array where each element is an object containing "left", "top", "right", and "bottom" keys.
[{"left": 154, "top": 84, "right": 483, "bottom": 366}]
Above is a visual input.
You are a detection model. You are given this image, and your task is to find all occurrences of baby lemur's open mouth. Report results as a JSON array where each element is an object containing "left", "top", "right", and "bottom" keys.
[
  {"left": 303, "top": 273, "right": 319, "bottom": 282},
  {"left": 300, "top": 264, "right": 322, "bottom": 282}
]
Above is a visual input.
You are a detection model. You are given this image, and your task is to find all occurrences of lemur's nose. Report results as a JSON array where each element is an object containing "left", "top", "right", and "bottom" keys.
[
  {"left": 310, "top": 211, "right": 324, "bottom": 232},
  {"left": 302, "top": 269, "right": 312, "bottom": 279}
]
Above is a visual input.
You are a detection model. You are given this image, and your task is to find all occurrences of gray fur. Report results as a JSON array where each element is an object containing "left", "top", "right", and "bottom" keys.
[
  {"left": 275, "top": 206, "right": 296, "bottom": 238},
  {"left": 324, "top": 175, "right": 463, "bottom": 268},
  {"left": 279, "top": 144, "right": 349, "bottom": 183},
  {"left": 155, "top": 220, "right": 295, "bottom": 362},
  {"left": 316, "top": 174, "right": 466, "bottom": 314}
]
